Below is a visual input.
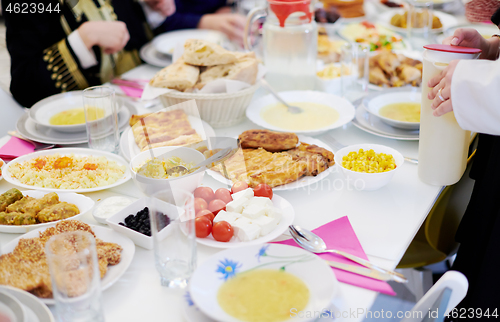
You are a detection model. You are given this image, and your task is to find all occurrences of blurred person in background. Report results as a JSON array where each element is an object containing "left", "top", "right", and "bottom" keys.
[
  {"left": 156, "top": 0, "right": 246, "bottom": 45},
  {"left": 3, "top": 0, "right": 175, "bottom": 107},
  {"left": 427, "top": 18, "right": 500, "bottom": 319}
]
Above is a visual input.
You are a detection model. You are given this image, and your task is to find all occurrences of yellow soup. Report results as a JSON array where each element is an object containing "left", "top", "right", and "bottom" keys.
[
  {"left": 217, "top": 269, "right": 310, "bottom": 322},
  {"left": 379, "top": 102, "right": 421, "bottom": 123},
  {"left": 49, "top": 107, "right": 105, "bottom": 125},
  {"left": 260, "top": 102, "right": 339, "bottom": 131}
]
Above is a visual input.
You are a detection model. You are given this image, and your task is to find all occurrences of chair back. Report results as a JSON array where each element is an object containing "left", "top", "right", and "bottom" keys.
[{"left": 401, "top": 271, "right": 468, "bottom": 322}]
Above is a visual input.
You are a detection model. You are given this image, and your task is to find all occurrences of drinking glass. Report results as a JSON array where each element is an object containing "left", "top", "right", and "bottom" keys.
[
  {"left": 340, "top": 42, "right": 369, "bottom": 101},
  {"left": 406, "top": 0, "right": 434, "bottom": 48},
  {"left": 45, "top": 231, "right": 105, "bottom": 322},
  {"left": 83, "top": 86, "right": 119, "bottom": 153},
  {"left": 150, "top": 189, "right": 196, "bottom": 288}
]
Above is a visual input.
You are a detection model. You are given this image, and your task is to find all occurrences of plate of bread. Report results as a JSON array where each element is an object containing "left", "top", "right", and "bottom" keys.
[
  {"left": 145, "top": 39, "right": 261, "bottom": 128},
  {"left": 120, "top": 108, "right": 216, "bottom": 161},
  {"left": 206, "top": 130, "right": 337, "bottom": 191},
  {"left": 152, "top": 29, "right": 233, "bottom": 56}
]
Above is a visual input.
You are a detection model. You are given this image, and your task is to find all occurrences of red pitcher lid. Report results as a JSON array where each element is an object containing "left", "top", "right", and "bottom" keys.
[
  {"left": 423, "top": 44, "right": 482, "bottom": 54},
  {"left": 269, "top": 0, "right": 313, "bottom": 28}
]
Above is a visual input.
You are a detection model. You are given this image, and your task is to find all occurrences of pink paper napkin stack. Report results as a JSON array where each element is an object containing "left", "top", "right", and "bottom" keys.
[
  {"left": 0, "top": 137, "right": 35, "bottom": 160},
  {"left": 273, "top": 216, "right": 396, "bottom": 295}
]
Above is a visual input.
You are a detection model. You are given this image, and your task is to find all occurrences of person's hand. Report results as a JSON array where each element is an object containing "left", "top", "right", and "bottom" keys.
[
  {"left": 144, "top": 0, "right": 176, "bottom": 17},
  {"left": 427, "top": 60, "right": 459, "bottom": 116},
  {"left": 443, "top": 28, "right": 499, "bottom": 60},
  {"left": 78, "top": 21, "right": 130, "bottom": 54},
  {"left": 198, "top": 13, "right": 246, "bottom": 45}
]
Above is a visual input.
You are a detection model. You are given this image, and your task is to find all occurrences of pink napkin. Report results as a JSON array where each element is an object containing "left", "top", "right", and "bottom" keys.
[
  {"left": 0, "top": 137, "right": 34, "bottom": 160},
  {"left": 119, "top": 86, "right": 143, "bottom": 98},
  {"left": 273, "top": 216, "right": 396, "bottom": 295}
]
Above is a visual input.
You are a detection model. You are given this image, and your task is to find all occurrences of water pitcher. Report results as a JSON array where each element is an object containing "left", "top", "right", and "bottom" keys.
[{"left": 244, "top": 0, "right": 317, "bottom": 91}]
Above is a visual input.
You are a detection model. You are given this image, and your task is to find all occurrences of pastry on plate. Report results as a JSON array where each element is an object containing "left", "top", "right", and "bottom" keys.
[
  {"left": 238, "top": 129, "right": 299, "bottom": 152},
  {"left": 149, "top": 58, "right": 199, "bottom": 92},
  {"left": 182, "top": 39, "right": 238, "bottom": 66}
]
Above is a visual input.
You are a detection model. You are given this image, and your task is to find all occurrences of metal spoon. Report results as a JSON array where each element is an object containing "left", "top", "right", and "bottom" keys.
[
  {"left": 289, "top": 225, "right": 407, "bottom": 283},
  {"left": 165, "top": 147, "right": 234, "bottom": 176},
  {"left": 260, "top": 79, "right": 303, "bottom": 114}
]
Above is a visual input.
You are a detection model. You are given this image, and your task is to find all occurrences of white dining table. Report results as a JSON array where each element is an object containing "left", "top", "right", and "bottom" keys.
[{"left": 0, "top": 60, "right": 447, "bottom": 322}]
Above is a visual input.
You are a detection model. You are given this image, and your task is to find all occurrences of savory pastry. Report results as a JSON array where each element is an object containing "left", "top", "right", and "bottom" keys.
[
  {"left": 217, "top": 148, "right": 308, "bottom": 188},
  {"left": 0, "top": 188, "right": 23, "bottom": 212},
  {"left": 182, "top": 39, "right": 238, "bottom": 66},
  {"left": 0, "top": 220, "right": 122, "bottom": 298},
  {"left": 238, "top": 130, "right": 299, "bottom": 152},
  {"left": 196, "top": 56, "right": 259, "bottom": 89},
  {"left": 131, "top": 109, "right": 202, "bottom": 151},
  {"left": 149, "top": 58, "right": 200, "bottom": 92},
  {"left": 36, "top": 202, "right": 80, "bottom": 223}
]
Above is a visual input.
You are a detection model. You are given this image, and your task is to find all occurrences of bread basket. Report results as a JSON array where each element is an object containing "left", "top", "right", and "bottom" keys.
[{"left": 159, "top": 82, "right": 260, "bottom": 128}]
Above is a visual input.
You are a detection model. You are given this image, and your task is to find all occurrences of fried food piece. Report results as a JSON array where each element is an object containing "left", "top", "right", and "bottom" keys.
[
  {"left": 296, "top": 143, "right": 335, "bottom": 167},
  {"left": 286, "top": 148, "right": 329, "bottom": 176},
  {"left": 377, "top": 52, "right": 401, "bottom": 76},
  {"left": 216, "top": 148, "right": 307, "bottom": 188},
  {"left": 38, "top": 220, "right": 95, "bottom": 245},
  {"left": 37, "top": 202, "right": 80, "bottom": 223},
  {"left": 238, "top": 130, "right": 299, "bottom": 152},
  {"left": 0, "top": 188, "right": 23, "bottom": 212},
  {"left": 96, "top": 240, "right": 123, "bottom": 265},
  {"left": 7, "top": 196, "right": 38, "bottom": 216},
  {"left": 0, "top": 212, "right": 36, "bottom": 225},
  {"left": 397, "top": 64, "right": 422, "bottom": 84},
  {"left": 369, "top": 66, "right": 390, "bottom": 86}
]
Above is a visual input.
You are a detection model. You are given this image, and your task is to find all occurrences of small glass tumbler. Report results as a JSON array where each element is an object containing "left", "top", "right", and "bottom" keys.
[
  {"left": 340, "top": 42, "right": 369, "bottom": 101},
  {"left": 83, "top": 86, "right": 119, "bottom": 153},
  {"left": 406, "top": 0, "right": 434, "bottom": 48},
  {"left": 45, "top": 231, "right": 105, "bottom": 322},
  {"left": 150, "top": 189, "right": 197, "bottom": 288}
]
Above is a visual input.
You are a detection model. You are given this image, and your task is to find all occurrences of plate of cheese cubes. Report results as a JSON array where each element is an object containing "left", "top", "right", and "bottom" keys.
[{"left": 194, "top": 183, "right": 295, "bottom": 248}]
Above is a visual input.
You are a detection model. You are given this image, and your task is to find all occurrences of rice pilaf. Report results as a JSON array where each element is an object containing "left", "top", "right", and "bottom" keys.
[{"left": 8, "top": 154, "right": 126, "bottom": 189}]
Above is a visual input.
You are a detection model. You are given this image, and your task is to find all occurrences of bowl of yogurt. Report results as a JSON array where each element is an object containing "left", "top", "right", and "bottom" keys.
[{"left": 93, "top": 196, "right": 137, "bottom": 224}]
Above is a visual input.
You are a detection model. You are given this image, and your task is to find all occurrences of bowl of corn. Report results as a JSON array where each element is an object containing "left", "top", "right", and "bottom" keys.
[{"left": 334, "top": 144, "right": 404, "bottom": 191}]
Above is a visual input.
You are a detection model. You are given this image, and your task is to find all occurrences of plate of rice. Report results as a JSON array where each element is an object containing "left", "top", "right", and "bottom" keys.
[{"left": 3, "top": 148, "right": 131, "bottom": 193}]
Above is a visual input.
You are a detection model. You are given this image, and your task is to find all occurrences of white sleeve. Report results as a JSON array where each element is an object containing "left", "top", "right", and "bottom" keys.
[
  {"left": 451, "top": 59, "right": 500, "bottom": 135},
  {"left": 67, "top": 31, "right": 98, "bottom": 69},
  {"left": 139, "top": 2, "right": 167, "bottom": 30}
]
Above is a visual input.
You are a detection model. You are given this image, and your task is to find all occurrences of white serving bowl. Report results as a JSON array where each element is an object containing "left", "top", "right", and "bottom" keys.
[
  {"left": 130, "top": 146, "right": 206, "bottom": 196},
  {"left": 365, "top": 91, "right": 421, "bottom": 130},
  {"left": 334, "top": 144, "right": 404, "bottom": 191}
]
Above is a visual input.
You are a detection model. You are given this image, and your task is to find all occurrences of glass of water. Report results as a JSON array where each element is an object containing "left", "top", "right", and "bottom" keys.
[
  {"left": 83, "top": 86, "right": 119, "bottom": 153},
  {"left": 45, "top": 231, "right": 105, "bottom": 322},
  {"left": 150, "top": 189, "right": 197, "bottom": 288},
  {"left": 340, "top": 42, "right": 369, "bottom": 101}
]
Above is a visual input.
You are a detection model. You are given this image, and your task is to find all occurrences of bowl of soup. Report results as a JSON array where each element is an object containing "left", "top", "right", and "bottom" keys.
[
  {"left": 29, "top": 91, "right": 112, "bottom": 133},
  {"left": 189, "top": 244, "right": 338, "bottom": 322},
  {"left": 364, "top": 91, "right": 421, "bottom": 130}
]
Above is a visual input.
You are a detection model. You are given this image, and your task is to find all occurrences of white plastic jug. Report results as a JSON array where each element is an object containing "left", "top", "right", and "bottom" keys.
[{"left": 419, "top": 44, "right": 481, "bottom": 186}]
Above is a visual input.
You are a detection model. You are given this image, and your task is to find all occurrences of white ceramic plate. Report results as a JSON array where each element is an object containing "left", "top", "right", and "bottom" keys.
[
  {"left": 0, "top": 158, "right": 4, "bottom": 181},
  {"left": 377, "top": 9, "right": 458, "bottom": 34},
  {"left": 29, "top": 91, "right": 89, "bottom": 133},
  {"left": 140, "top": 42, "right": 172, "bottom": 68},
  {"left": 0, "top": 285, "right": 55, "bottom": 322},
  {"left": 190, "top": 244, "right": 338, "bottom": 322},
  {"left": 152, "top": 29, "right": 231, "bottom": 55},
  {"left": 364, "top": 90, "right": 421, "bottom": 130},
  {"left": 0, "top": 291, "right": 25, "bottom": 322},
  {"left": 3, "top": 148, "right": 131, "bottom": 193},
  {"left": 246, "top": 91, "right": 355, "bottom": 136},
  {"left": 352, "top": 100, "right": 419, "bottom": 140},
  {"left": 195, "top": 195, "right": 294, "bottom": 248},
  {"left": 337, "top": 22, "right": 411, "bottom": 51},
  {"left": 17, "top": 99, "right": 136, "bottom": 145},
  {"left": 1, "top": 224, "right": 135, "bottom": 305},
  {"left": 206, "top": 135, "right": 337, "bottom": 191},
  {"left": 120, "top": 115, "right": 216, "bottom": 162},
  {"left": 0, "top": 190, "right": 95, "bottom": 234}
]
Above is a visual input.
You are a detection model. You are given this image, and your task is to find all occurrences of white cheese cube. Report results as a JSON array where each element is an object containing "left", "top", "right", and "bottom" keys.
[
  {"left": 242, "top": 203, "right": 267, "bottom": 219},
  {"left": 213, "top": 211, "right": 241, "bottom": 225},
  {"left": 231, "top": 188, "right": 254, "bottom": 201},
  {"left": 226, "top": 197, "right": 248, "bottom": 214},
  {"left": 265, "top": 207, "right": 283, "bottom": 223},
  {"left": 236, "top": 222, "right": 261, "bottom": 241},
  {"left": 247, "top": 197, "right": 273, "bottom": 208},
  {"left": 252, "top": 215, "right": 279, "bottom": 236},
  {"left": 231, "top": 217, "right": 253, "bottom": 236}
]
